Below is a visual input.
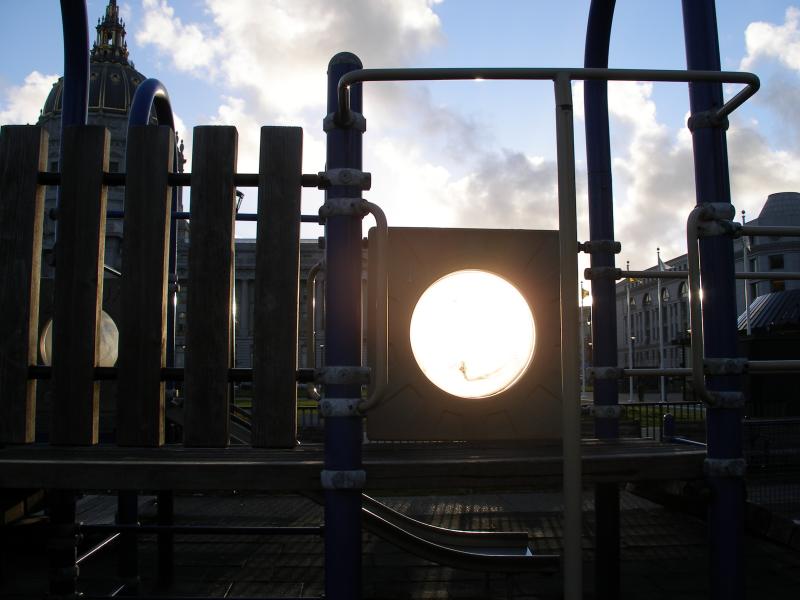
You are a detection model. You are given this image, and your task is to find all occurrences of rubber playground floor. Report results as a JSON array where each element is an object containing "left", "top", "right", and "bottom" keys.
[{"left": 3, "top": 489, "right": 800, "bottom": 599}]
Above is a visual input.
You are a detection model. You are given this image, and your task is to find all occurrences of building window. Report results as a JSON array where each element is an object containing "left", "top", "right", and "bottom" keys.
[
  {"left": 749, "top": 282, "right": 758, "bottom": 300},
  {"left": 109, "top": 161, "right": 119, "bottom": 173},
  {"left": 643, "top": 293, "right": 652, "bottom": 306},
  {"left": 771, "top": 280, "right": 786, "bottom": 293},
  {"left": 678, "top": 282, "right": 688, "bottom": 299},
  {"left": 768, "top": 254, "right": 784, "bottom": 270},
  {"left": 629, "top": 295, "right": 636, "bottom": 306},
  {"left": 661, "top": 287, "right": 670, "bottom": 302}
]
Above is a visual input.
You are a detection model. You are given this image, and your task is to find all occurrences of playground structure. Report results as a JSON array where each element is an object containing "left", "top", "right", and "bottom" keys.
[{"left": 3, "top": 1, "right": 800, "bottom": 599}]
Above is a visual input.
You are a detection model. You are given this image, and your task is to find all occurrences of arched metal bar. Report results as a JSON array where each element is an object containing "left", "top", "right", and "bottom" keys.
[
  {"left": 129, "top": 78, "right": 175, "bottom": 129},
  {"left": 126, "top": 78, "right": 181, "bottom": 418}
]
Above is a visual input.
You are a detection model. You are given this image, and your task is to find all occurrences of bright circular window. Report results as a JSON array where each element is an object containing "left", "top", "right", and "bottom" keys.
[{"left": 409, "top": 270, "right": 536, "bottom": 399}]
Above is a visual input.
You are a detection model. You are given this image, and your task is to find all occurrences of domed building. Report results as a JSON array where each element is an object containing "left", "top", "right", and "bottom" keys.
[{"left": 37, "top": 0, "right": 175, "bottom": 272}]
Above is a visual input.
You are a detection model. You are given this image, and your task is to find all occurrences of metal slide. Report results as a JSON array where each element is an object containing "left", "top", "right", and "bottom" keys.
[
  {"left": 308, "top": 491, "right": 560, "bottom": 574},
  {"left": 168, "top": 405, "right": 560, "bottom": 573}
]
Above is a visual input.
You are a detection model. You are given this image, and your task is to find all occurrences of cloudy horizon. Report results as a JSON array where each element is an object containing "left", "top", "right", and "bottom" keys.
[{"left": 2, "top": 1, "right": 799, "bottom": 279}]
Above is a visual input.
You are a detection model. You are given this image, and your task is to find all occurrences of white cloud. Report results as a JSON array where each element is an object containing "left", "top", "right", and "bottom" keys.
[
  {"left": 741, "top": 7, "right": 800, "bottom": 70},
  {"left": 137, "top": 0, "right": 223, "bottom": 73},
  {"left": 137, "top": 0, "right": 443, "bottom": 120},
  {"left": 0, "top": 71, "right": 59, "bottom": 126}
]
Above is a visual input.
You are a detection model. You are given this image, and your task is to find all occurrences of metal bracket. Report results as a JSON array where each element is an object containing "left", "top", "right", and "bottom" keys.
[
  {"left": 706, "top": 391, "right": 746, "bottom": 409},
  {"left": 589, "top": 366, "right": 624, "bottom": 380},
  {"left": 319, "top": 197, "right": 370, "bottom": 218},
  {"left": 583, "top": 266, "right": 622, "bottom": 281},
  {"left": 315, "top": 366, "right": 371, "bottom": 385},
  {"left": 592, "top": 404, "right": 622, "bottom": 419},
  {"left": 687, "top": 110, "right": 729, "bottom": 132},
  {"left": 318, "top": 168, "right": 372, "bottom": 191},
  {"left": 320, "top": 397, "right": 361, "bottom": 417},
  {"left": 698, "top": 202, "right": 736, "bottom": 221},
  {"left": 324, "top": 111, "right": 367, "bottom": 132},
  {"left": 578, "top": 240, "right": 622, "bottom": 254},
  {"left": 697, "top": 219, "right": 741, "bottom": 238},
  {"left": 321, "top": 469, "right": 367, "bottom": 490},
  {"left": 704, "top": 358, "right": 748, "bottom": 376},
  {"left": 704, "top": 458, "right": 746, "bottom": 478}
]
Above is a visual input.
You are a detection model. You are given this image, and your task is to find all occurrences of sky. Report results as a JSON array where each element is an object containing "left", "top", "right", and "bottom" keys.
[{"left": 2, "top": 0, "right": 800, "bottom": 282}]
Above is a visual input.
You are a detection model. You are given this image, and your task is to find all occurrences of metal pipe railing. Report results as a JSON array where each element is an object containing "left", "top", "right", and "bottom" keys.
[
  {"left": 335, "top": 67, "right": 758, "bottom": 127},
  {"left": 686, "top": 206, "right": 712, "bottom": 404},
  {"left": 359, "top": 201, "right": 388, "bottom": 413},
  {"left": 27, "top": 365, "right": 318, "bottom": 382},
  {"left": 37, "top": 171, "right": 323, "bottom": 188},
  {"left": 740, "top": 224, "right": 800, "bottom": 238},
  {"left": 304, "top": 260, "right": 324, "bottom": 401},
  {"left": 80, "top": 524, "right": 323, "bottom": 536}
]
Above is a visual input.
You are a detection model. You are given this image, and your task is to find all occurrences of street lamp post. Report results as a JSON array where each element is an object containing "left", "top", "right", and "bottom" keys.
[{"left": 630, "top": 336, "right": 637, "bottom": 402}]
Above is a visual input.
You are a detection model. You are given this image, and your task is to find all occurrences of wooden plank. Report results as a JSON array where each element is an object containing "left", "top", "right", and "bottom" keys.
[
  {"left": 252, "top": 127, "right": 303, "bottom": 448},
  {"left": 51, "top": 126, "right": 109, "bottom": 446},
  {"left": 117, "top": 126, "right": 174, "bottom": 447},
  {"left": 0, "top": 440, "right": 705, "bottom": 491},
  {"left": 0, "top": 126, "right": 47, "bottom": 444},
  {"left": 184, "top": 126, "right": 238, "bottom": 447}
]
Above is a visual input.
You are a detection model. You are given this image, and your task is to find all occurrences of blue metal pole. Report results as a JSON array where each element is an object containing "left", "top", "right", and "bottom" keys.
[
  {"left": 584, "top": 2, "right": 619, "bottom": 598},
  {"left": 324, "top": 52, "right": 364, "bottom": 600},
  {"left": 59, "top": 0, "right": 89, "bottom": 130},
  {"left": 51, "top": 5, "right": 88, "bottom": 597},
  {"left": 681, "top": 2, "right": 744, "bottom": 599},
  {"left": 128, "top": 79, "right": 178, "bottom": 375},
  {"left": 127, "top": 78, "right": 180, "bottom": 583}
]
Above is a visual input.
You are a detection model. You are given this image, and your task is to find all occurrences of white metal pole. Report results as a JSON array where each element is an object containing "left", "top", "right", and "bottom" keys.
[
  {"left": 657, "top": 248, "right": 666, "bottom": 402},
  {"left": 627, "top": 261, "right": 633, "bottom": 403},
  {"left": 554, "top": 74, "right": 582, "bottom": 600},
  {"left": 580, "top": 281, "right": 586, "bottom": 396},
  {"left": 742, "top": 210, "right": 752, "bottom": 336}
]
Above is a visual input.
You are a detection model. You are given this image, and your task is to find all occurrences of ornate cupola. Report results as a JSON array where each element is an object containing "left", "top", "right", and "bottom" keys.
[{"left": 91, "top": 0, "right": 130, "bottom": 65}]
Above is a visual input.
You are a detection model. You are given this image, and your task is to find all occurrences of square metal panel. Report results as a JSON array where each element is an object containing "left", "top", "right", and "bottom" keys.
[{"left": 367, "top": 227, "right": 562, "bottom": 441}]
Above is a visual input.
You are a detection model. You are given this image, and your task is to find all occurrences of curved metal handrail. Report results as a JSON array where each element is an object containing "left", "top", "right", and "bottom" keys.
[
  {"left": 334, "top": 67, "right": 759, "bottom": 127},
  {"left": 128, "top": 78, "right": 175, "bottom": 129}
]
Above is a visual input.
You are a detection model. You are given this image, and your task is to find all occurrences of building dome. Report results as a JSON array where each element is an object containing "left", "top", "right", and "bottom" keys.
[
  {"left": 40, "top": 0, "right": 147, "bottom": 118},
  {"left": 757, "top": 192, "right": 800, "bottom": 227},
  {"left": 41, "top": 61, "right": 147, "bottom": 117}
]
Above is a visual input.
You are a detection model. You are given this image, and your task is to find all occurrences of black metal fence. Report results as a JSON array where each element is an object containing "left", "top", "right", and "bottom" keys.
[
  {"left": 618, "top": 402, "right": 706, "bottom": 441},
  {"left": 744, "top": 417, "right": 800, "bottom": 518}
]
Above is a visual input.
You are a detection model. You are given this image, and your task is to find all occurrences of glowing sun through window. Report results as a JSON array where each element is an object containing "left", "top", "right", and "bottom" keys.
[{"left": 409, "top": 270, "right": 536, "bottom": 399}]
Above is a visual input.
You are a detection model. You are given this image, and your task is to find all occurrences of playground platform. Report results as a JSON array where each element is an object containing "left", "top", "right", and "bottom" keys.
[
  {"left": 0, "top": 438, "right": 704, "bottom": 492},
  {"left": 3, "top": 489, "right": 800, "bottom": 599}
]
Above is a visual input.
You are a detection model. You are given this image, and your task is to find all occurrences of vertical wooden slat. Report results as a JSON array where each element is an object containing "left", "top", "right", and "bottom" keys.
[
  {"left": 184, "top": 126, "right": 237, "bottom": 447},
  {"left": 51, "top": 125, "right": 109, "bottom": 446},
  {"left": 252, "top": 127, "right": 303, "bottom": 448},
  {"left": 0, "top": 126, "right": 47, "bottom": 444},
  {"left": 117, "top": 126, "right": 174, "bottom": 447}
]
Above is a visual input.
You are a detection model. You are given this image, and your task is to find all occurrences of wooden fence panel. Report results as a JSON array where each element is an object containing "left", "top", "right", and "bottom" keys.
[
  {"left": 184, "top": 126, "right": 238, "bottom": 447},
  {"left": 0, "top": 126, "right": 48, "bottom": 444},
  {"left": 252, "top": 127, "right": 303, "bottom": 448},
  {"left": 117, "top": 126, "right": 174, "bottom": 447},
  {"left": 51, "top": 126, "right": 109, "bottom": 446}
]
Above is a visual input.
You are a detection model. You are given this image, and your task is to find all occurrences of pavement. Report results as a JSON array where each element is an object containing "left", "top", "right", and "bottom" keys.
[{"left": 3, "top": 489, "right": 800, "bottom": 599}]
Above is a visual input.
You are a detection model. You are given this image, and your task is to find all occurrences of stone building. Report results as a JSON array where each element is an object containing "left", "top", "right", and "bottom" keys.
[{"left": 615, "top": 192, "right": 800, "bottom": 378}]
